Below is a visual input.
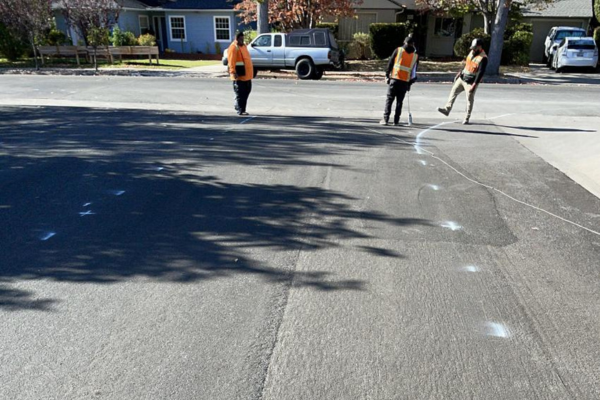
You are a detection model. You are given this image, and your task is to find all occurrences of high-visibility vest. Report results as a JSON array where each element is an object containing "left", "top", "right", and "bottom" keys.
[
  {"left": 391, "top": 47, "right": 417, "bottom": 82},
  {"left": 462, "top": 50, "right": 487, "bottom": 81}
]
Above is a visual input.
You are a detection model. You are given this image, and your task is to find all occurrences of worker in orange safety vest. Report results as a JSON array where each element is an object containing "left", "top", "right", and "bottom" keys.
[
  {"left": 227, "top": 31, "right": 254, "bottom": 116},
  {"left": 437, "top": 38, "right": 488, "bottom": 125},
  {"left": 380, "top": 36, "right": 418, "bottom": 126}
]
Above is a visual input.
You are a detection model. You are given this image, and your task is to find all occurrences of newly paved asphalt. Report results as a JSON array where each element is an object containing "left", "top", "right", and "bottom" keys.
[{"left": 1, "top": 76, "right": 600, "bottom": 399}]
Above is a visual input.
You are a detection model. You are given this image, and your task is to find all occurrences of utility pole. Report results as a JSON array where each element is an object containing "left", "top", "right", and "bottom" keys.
[{"left": 257, "top": 0, "right": 269, "bottom": 34}]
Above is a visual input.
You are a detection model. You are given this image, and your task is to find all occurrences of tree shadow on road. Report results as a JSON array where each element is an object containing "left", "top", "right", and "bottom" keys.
[{"left": 0, "top": 106, "right": 432, "bottom": 311}]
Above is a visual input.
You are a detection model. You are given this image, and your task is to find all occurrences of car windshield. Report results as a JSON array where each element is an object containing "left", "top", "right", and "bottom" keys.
[
  {"left": 555, "top": 30, "right": 585, "bottom": 40},
  {"left": 567, "top": 40, "right": 596, "bottom": 50}
]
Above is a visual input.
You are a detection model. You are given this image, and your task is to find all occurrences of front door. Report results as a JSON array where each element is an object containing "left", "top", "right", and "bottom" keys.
[{"left": 153, "top": 16, "right": 168, "bottom": 52}]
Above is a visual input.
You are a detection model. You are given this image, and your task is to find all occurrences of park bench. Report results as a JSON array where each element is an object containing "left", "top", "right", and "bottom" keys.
[{"left": 109, "top": 46, "right": 160, "bottom": 65}]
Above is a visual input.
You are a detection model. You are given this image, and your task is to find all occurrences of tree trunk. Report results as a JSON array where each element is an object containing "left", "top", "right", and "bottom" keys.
[
  {"left": 487, "top": 0, "right": 511, "bottom": 76},
  {"left": 257, "top": 0, "right": 269, "bottom": 34},
  {"left": 482, "top": 13, "right": 490, "bottom": 35},
  {"left": 29, "top": 33, "right": 39, "bottom": 70}
]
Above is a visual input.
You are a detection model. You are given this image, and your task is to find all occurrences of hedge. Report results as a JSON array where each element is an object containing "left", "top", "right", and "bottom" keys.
[
  {"left": 594, "top": 27, "right": 600, "bottom": 46},
  {"left": 595, "top": 0, "right": 600, "bottom": 23},
  {"left": 453, "top": 28, "right": 491, "bottom": 58},
  {"left": 316, "top": 23, "right": 339, "bottom": 40},
  {"left": 454, "top": 24, "right": 533, "bottom": 66},
  {"left": 369, "top": 23, "right": 407, "bottom": 59}
]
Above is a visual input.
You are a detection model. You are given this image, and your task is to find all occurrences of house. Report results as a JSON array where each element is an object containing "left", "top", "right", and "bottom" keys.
[
  {"left": 342, "top": 0, "right": 593, "bottom": 61},
  {"left": 338, "top": 0, "right": 487, "bottom": 58},
  {"left": 55, "top": 0, "right": 243, "bottom": 55},
  {"left": 521, "top": 0, "right": 594, "bottom": 62}
]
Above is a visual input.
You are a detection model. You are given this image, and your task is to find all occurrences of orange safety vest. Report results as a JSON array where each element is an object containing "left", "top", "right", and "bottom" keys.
[
  {"left": 391, "top": 47, "right": 418, "bottom": 82},
  {"left": 462, "top": 50, "right": 487, "bottom": 80},
  {"left": 227, "top": 42, "right": 254, "bottom": 81}
]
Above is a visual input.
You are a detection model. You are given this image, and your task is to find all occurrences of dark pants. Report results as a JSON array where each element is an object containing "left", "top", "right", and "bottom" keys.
[
  {"left": 383, "top": 79, "right": 409, "bottom": 124},
  {"left": 233, "top": 80, "right": 252, "bottom": 114}
]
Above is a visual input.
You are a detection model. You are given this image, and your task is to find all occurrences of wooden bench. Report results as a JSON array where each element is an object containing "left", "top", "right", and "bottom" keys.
[
  {"left": 110, "top": 46, "right": 160, "bottom": 65},
  {"left": 38, "top": 46, "right": 88, "bottom": 66}
]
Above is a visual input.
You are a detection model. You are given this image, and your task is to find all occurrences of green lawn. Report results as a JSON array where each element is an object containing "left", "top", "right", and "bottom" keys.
[{"left": 0, "top": 57, "right": 220, "bottom": 70}]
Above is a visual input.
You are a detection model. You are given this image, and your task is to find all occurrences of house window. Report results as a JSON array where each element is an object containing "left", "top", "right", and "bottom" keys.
[
  {"left": 434, "top": 18, "right": 460, "bottom": 37},
  {"left": 169, "top": 16, "right": 186, "bottom": 41},
  {"left": 139, "top": 15, "right": 150, "bottom": 35},
  {"left": 214, "top": 17, "right": 230, "bottom": 41}
]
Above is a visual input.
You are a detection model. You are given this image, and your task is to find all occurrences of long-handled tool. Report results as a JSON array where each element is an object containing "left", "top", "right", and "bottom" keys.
[{"left": 407, "top": 91, "right": 413, "bottom": 126}]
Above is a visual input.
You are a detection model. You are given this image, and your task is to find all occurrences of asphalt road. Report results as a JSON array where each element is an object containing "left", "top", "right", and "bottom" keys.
[{"left": 1, "top": 76, "right": 600, "bottom": 400}]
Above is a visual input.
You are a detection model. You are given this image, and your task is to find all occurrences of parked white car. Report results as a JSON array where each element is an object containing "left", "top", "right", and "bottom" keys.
[
  {"left": 543, "top": 26, "right": 586, "bottom": 66},
  {"left": 222, "top": 29, "right": 342, "bottom": 80},
  {"left": 551, "top": 37, "right": 599, "bottom": 72}
]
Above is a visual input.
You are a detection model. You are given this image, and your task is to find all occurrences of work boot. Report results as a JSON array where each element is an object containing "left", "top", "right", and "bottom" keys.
[
  {"left": 379, "top": 119, "right": 389, "bottom": 126},
  {"left": 437, "top": 107, "right": 450, "bottom": 116},
  {"left": 462, "top": 117, "right": 470, "bottom": 125}
]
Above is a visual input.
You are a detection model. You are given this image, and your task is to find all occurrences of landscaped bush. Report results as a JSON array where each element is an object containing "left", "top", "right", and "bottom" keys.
[
  {"left": 111, "top": 27, "right": 138, "bottom": 46},
  {"left": 46, "top": 29, "right": 68, "bottom": 47},
  {"left": 453, "top": 28, "right": 491, "bottom": 58},
  {"left": 455, "top": 24, "right": 533, "bottom": 66},
  {"left": 594, "top": 27, "right": 600, "bottom": 47},
  {"left": 316, "top": 23, "right": 339, "bottom": 39},
  {"left": 0, "top": 23, "right": 28, "bottom": 61},
  {"left": 369, "top": 23, "right": 407, "bottom": 59},
  {"left": 137, "top": 33, "right": 156, "bottom": 46},
  {"left": 502, "top": 29, "right": 533, "bottom": 66},
  {"left": 352, "top": 32, "right": 370, "bottom": 60}
]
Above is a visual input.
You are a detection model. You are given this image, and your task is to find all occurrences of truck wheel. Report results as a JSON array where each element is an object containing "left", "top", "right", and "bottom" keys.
[
  {"left": 312, "top": 68, "right": 324, "bottom": 80},
  {"left": 296, "top": 58, "right": 315, "bottom": 80}
]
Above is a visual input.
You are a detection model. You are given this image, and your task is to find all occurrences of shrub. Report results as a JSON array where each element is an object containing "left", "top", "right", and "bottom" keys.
[
  {"left": 46, "top": 29, "right": 67, "bottom": 47},
  {"left": 138, "top": 33, "right": 156, "bottom": 46},
  {"left": 0, "top": 23, "right": 28, "bottom": 61},
  {"left": 502, "top": 30, "right": 533, "bottom": 66},
  {"left": 316, "top": 23, "right": 339, "bottom": 39},
  {"left": 369, "top": 23, "right": 407, "bottom": 59},
  {"left": 594, "top": 27, "right": 600, "bottom": 45},
  {"left": 595, "top": 0, "right": 600, "bottom": 24},
  {"left": 215, "top": 41, "right": 222, "bottom": 55},
  {"left": 242, "top": 29, "right": 257, "bottom": 45},
  {"left": 352, "top": 32, "right": 370, "bottom": 59},
  {"left": 112, "top": 27, "right": 138, "bottom": 46},
  {"left": 453, "top": 28, "right": 491, "bottom": 58}
]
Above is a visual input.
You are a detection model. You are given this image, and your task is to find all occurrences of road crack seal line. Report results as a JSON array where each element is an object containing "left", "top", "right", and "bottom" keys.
[{"left": 368, "top": 121, "right": 600, "bottom": 237}]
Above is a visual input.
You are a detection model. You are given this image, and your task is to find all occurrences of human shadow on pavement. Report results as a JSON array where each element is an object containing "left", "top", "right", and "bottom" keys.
[
  {"left": 0, "top": 106, "right": 433, "bottom": 311},
  {"left": 443, "top": 128, "right": 539, "bottom": 138},
  {"left": 478, "top": 123, "right": 596, "bottom": 133}
]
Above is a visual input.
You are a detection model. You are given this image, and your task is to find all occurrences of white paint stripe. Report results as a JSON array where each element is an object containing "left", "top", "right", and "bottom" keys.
[
  {"left": 419, "top": 160, "right": 428, "bottom": 166},
  {"left": 462, "top": 265, "right": 480, "bottom": 272},
  {"left": 40, "top": 232, "right": 56, "bottom": 241},
  {"left": 83, "top": 202, "right": 92, "bottom": 207},
  {"left": 441, "top": 221, "right": 462, "bottom": 231},
  {"left": 79, "top": 210, "right": 95, "bottom": 216},
  {"left": 427, "top": 184, "right": 440, "bottom": 191},
  {"left": 110, "top": 190, "right": 125, "bottom": 196},
  {"left": 240, "top": 116, "right": 256, "bottom": 124},
  {"left": 487, "top": 113, "right": 513, "bottom": 120},
  {"left": 484, "top": 322, "right": 511, "bottom": 338},
  {"left": 368, "top": 122, "right": 600, "bottom": 237}
]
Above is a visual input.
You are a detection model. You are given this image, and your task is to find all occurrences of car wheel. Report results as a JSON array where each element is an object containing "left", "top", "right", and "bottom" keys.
[
  {"left": 312, "top": 68, "right": 324, "bottom": 80},
  {"left": 548, "top": 56, "right": 555, "bottom": 70},
  {"left": 542, "top": 52, "right": 547, "bottom": 65},
  {"left": 296, "top": 58, "right": 315, "bottom": 80}
]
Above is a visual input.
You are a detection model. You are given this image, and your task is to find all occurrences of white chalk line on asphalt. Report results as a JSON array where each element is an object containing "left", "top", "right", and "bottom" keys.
[{"left": 367, "top": 118, "right": 600, "bottom": 237}]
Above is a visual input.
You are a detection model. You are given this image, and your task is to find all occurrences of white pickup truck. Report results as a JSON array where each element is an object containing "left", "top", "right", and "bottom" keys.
[{"left": 223, "top": 28, "right": 342, "bottom": 80}]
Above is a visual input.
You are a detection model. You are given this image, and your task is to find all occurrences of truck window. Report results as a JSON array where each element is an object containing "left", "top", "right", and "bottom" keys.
[
  {"left": 314, "top": 32, "right": 326, "bottom": 46},
  {"left": 254, "top": 35, "right": 272, "bottom": 47},
  {"left": 290, "top": 35, "right": 311, "bottom": 46},
  {"left": 274, "top": 35, "right": 282, "bottom": 47}
]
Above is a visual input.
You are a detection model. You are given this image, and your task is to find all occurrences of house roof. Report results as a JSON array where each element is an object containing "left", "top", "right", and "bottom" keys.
[
  {"left": 522, "top": 0, "right": 593, "bottom": 18},
  {"left": 136, "top": 0, "right": 237, "bottom": 10}
]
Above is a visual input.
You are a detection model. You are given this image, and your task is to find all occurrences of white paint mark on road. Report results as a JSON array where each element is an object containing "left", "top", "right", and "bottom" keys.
[
  {"left": 156, "top": 167, "right": 164, "bottom": 171},
  {"left": 484, "top": 322, "right": 511, "bottom": 338},
  {"left": 419, "top": 160, "right": 428, "bottom": 166},
  {"left": 415, "top": 121, "right": 455, "bottom": 155},
  {"left": 83, "top": 202, "right": 92, "bottom": 207},
  {"left": 487, "top": 113, "right": 513, "bottom": 121},
  {"left": 462, "top": 265, "right": 480, "bottom": 272},
  {"left": 240, "top": 116, "right": 256, "bottom": 124},
  {"left": 110, "top": 190, "right": 125, "bottom": 196},
  {"left": 79, "top": 210, "right": 96, "bottom": 217},
  {"left": 427, "top": 184, "right": 440, "bottom": 191},
  {"left": 441, "top": 221, "right": 462, "bottom": 231},
  {"left": 40, "top": 232, "right": 56, "bottom": 241}
]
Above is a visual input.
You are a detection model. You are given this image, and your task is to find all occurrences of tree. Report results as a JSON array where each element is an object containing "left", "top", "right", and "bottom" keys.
[
  {"left": 595, "top": 0, "right": 600, "bottom": 24},
  {"left": 62, "top": 0, "right": 123, "bottom": 47},
  {"left": 0, "top": 0, "right": 53, "bottom": 69},
  {"left": 416, "top": 0, "right": 497, "bottom": 34},
  {"left": 61, "top": 0, "right": 123, "bottom": 71},
  {"left": 235, "top": 0, "right": 360, "bottom": 32},
  {"left": 257, "top": 0, "right": 269, "bottom": 34}
]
